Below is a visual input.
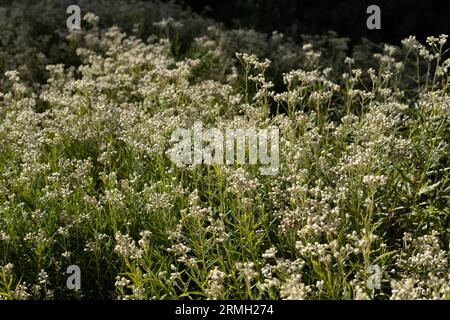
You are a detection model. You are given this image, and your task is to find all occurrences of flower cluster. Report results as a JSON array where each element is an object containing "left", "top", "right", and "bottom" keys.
[{"left": 0, "top": 2, "right": 448, "bottom": 301}]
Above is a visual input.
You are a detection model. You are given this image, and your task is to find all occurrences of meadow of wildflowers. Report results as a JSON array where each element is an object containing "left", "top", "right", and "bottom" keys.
[{"left": 0, "top": 1, "right": 449, "bottom": 300}]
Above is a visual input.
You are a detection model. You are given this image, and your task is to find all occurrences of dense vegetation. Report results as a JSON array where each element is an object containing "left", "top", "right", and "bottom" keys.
[{"left": 0, "top": 0, "right": 449, "bottom": 299}]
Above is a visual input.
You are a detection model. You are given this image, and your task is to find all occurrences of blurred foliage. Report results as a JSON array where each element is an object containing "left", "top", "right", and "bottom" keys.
[{"left": 182, "top": 0, "right": 450, "bottom": 44}]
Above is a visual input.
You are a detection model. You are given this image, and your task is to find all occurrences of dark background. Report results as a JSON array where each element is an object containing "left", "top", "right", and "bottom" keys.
[{"left": 179, "top": 0, "right": 450, "bottom": 44}]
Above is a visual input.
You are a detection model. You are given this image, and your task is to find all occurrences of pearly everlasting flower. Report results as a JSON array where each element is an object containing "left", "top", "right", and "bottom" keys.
[
  {"left": 205, "top": 267, "right": 226, "bottom": 299},
  {"left": 84, "top": 12, "right": 99, "bottom": 26},
  {"left": 280, "top": 275, "right": 311, "bottom": 300},
  {"left": 114, "top": 232, "right": 142, "bottom": 260},
  {"left": 236, "top": 262, "right": 258, "bottom": 283},
  {"left": 262, "top": 247, "right": 278, "bottom": 259}
]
